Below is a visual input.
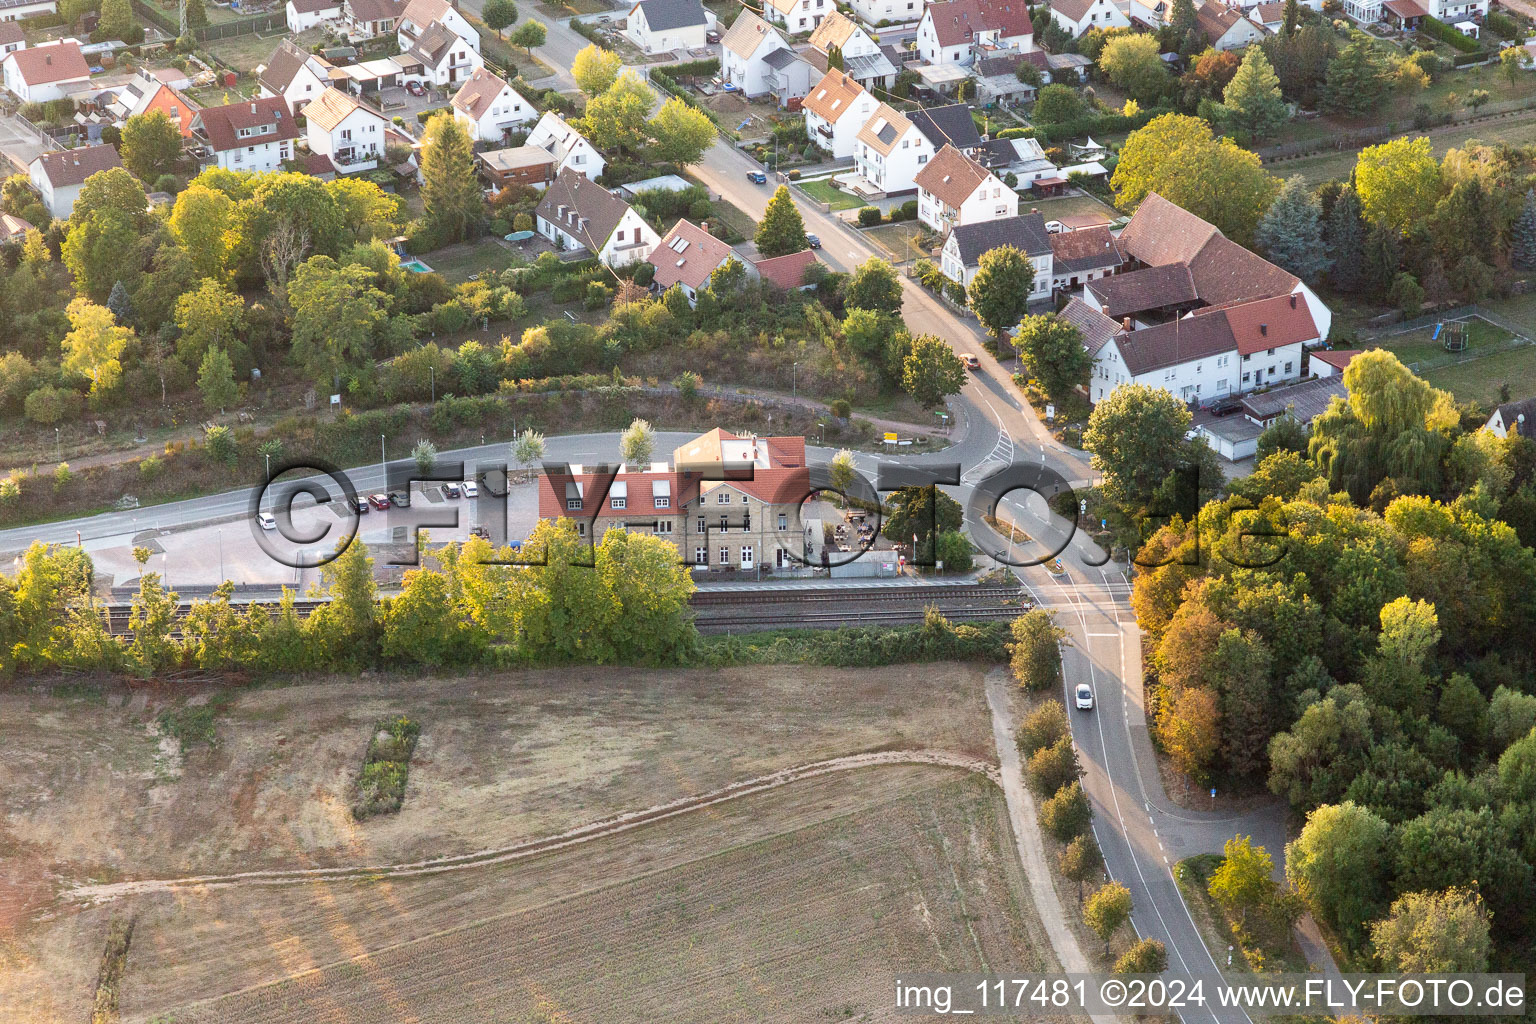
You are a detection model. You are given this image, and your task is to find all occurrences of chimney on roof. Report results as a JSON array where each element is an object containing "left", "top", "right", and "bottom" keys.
[
  {"left": 1121, "top": 317, "right": 1132, "bottom": 332},
  {"left": 1260, "top": 324, "right": 1267, "bottom": 336},
  {"left": 1289, "top": 293, "right": 1297, "bottom": 308}
]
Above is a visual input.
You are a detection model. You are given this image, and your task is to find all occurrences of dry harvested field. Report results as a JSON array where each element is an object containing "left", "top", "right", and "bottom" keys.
[{"left": 0, "top": 663, "right": 1062, "bottom": 1023}]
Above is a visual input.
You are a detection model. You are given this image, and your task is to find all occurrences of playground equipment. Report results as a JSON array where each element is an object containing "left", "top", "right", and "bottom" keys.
[{"left": 1433, "top": 320, "right": 1469, "bottom": 352}]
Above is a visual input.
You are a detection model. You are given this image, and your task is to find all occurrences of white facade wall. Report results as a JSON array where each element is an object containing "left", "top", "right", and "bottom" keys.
[
  {"left": 917, "top": 173, "right": 1017, "bottom": 233},
  {"left": 940, "top": 232, "right": 1052, "bottom": 293},
  {"left": 803, "top": 92, "right": 876, "bottom": 157},
  {"left": 309, "top": 107, "right": 388, "bottom": 170},
  {"left": 1050, "top": 0, "right": 1130, "bottom": 35},
  {"left": 766, "top": 0, "right": 829, "bottom": 31},
  {"left": 286, "top": 1, "right": 340, "bottom": 31},
  {"left": 723, "top": 37, "right": 789, "bottom": 96},
  {"left": 625, "top": 7, "right": 710, "bottom": 53},
  {"left": 854, "top": 124, "right": 930, "bottom": 193}
]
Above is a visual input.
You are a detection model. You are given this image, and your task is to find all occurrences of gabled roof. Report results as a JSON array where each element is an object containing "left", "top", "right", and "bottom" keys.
[
  {"left": 914, "top": 143, "right": 992, "bottom": 208},
  {"left": 1196, "top": 0, "right": 1247, "bottom": 41},
  {"left": 721, "top": 8, "right": 782, "bottom": 60},
  {"left": 650, "top": 218, "right": 736, "bottom": 292},
  {"left": 1085, "top": 263, "right": 1197, "bottom": 319},
  {"left": 1310, "top": 348, "right": 1361, "bottom": 372},
  {"left": 802, "top": 69, "right": 865, "bottom": 121},
  {"left": 808, "top": 9, "right": 860, "bottom": 52},
  {"left": 346, "top": 0, "right": 407, "bottom": 22},
  {"left": 1049, "top": 225, "right": 1123, "bottom": 274},
  {"left": 5, "top": 40, "right": 90, "bottom": 86},
  {"left": 1059, "top": 297, "right": 1120, "bottom": 356},
  {"left": 908, "top": 103, "right": 982, "bottom": 152},
  {"left": 855, "top": 102, "right": 914, "bottom": 155},
  {"left": 923, "top": 0, "right": 1033, "bottom": 46},
  {"left": 948, "top": 210, "right": 1051, "bottom": 265},
  {"left": 302, "top": 87, "right": 379, "bottom": 131},
  {"left": 258, "top": 38, "right": 331, "bottom": 96},
  {"left": 1118, "top": 191, "right": 1299, "bottom": 306},
  {"left": 193, "top": 96, "right": 298, "bottom": 152},
  {"left": 630, "top": 0, "right": 708, "bottom": 30},
  {"left": 400, "top": 0, "right": 453, "bottom": 27},
  {"left": 535, "top": 167, "right": 636, "bottom": 253},
  {"left": 1251, "top": 0, "right": 1285, "bottom": 22},
  {"left": 529, "top": 110, "right": 597, "bottom": 164},
  {"left": 0, "top": 22, "right": 24, "bottom": 46},
  {"left": 30, "top": 143, "right": 122, "bottom": 189},
  {"left": 1116, "top": 191, "right": 1219, "bottom": 265},
  {"left": 1491, "top": 397, "right": 1536, "bottom": 438},
  {"left": 451, "top": 67, "right": 516, "bottom": 120},
  {"left": 753, "top": 249, "right": 818, "bottom": 290},
  {"left": 1383, "top": 0, "right": 1428, "bottom": 16},
  {"left": 409, "top": 19, "right": 463, "bottom": 63},
  {"left": 1051, "top": 0, "right": 1103, "bottom": 22},
  {"left": 290, "top": 0, "right": 341, "bottom": 13},
  {"left": 1196, "top": 291, "right": 1318, "bottom": 355},
  {"left": 1111, "top": 311, "right": 1234, "bottom": 376}
]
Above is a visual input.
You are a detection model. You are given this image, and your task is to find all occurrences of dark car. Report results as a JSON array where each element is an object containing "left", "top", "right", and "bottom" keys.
[
  {"left": 355, "top": 496, "right": 370, "bottom": 514},
  {"left": 806, "top": 233, "right": 821, "bottom": 248},
  {"left": 443, "top": 482, "right": 461, "bottom": 499},
  {"left": 405, "top": 80, "right": 426, "bottom": 97},
  {"left": 1208, "top": 397, "right": 1243, "bottom": 417},
  {"left": 389, "top": 490, "right": 411, "bottom": 508},
  {"left": 746, "top": 170, "right": 767, "bottom": 184}
]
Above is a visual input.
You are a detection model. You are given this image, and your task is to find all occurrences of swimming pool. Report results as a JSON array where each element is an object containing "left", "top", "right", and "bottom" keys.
[{"left": 401, "top": 259, "right": 433, "bottom": 273}]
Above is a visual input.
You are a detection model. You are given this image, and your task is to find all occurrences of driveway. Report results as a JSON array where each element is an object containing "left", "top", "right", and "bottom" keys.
[{"left": 0, "top": 113, "right": 53, "bottom": 172}]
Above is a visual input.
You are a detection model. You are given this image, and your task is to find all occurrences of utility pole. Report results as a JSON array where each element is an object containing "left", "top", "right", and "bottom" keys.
[{"left": 179, "top": 0, "right": 188, "bottom": 37}]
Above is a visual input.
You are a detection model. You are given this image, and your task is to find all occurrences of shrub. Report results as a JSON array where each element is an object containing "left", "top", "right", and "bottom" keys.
[
  {"left": 1019, "top": 699, "right": 1070, "bottom": 757},
  {"left": 1115, "top": 938, "right": 1169, "bottom": 974},
  {"left": 353, "top": 715, "right": 420, "bottom": 819},
  {"left": 1039, "top": 780, "right": 1092, "bottom": 841},
  {"left": 1027, "top": 734, "right": 1082, "bottom": 797},
  {"left": 900, "top": 199, "right": 918, "bottom": 221},
  {"left": 857, "top": 205, "right": 882, "bottom": 227},
  {"left": 1487, "top": 10, "right": 1520, "bottom": 38}
]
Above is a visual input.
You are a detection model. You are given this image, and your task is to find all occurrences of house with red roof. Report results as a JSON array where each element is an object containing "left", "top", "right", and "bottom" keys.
[
  {"left": 752, "top": 248, "right": 819, "bottom": 291},
  {"left": 537, "top": 428, "right": 813, "bottom": 571},
  {"left": 1309, "top": 348, "right": 1361, "bottom": 378},
  {"left": 2, "top": 39, "right": 90, "bottom": 103},
  {"left": 190, "top": 95, "right": 298, "bottom": 173},
  {"left": 28, "top": 143, "right": 123, "bottom": 219},
  {"left": 648, "top": 218, "right": 741, "bottom": 305},
  {"left": 915, "top": 0, "right": 1034, "bottom": 66}
]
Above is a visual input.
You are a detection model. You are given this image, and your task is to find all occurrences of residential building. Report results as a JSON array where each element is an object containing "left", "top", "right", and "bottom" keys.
[
  {"left": 28, "top": 143, "right": 123, "bottom": 219},
  {"left": 801, "top": 69, "right": 876, "bottom": 158},
  {"left": 1308, "top": 348, "right": 1360, "bottom": 378},
  {"left": 806, "top": 11, "right": 896, "bottom": 89},
  {"left": 753, "top": 248, "right": 820, "bottom": 290},
  {"left": 342, "top": 0, "right": 407, "bottom": 38},
  {"left": 1196, "top": 1, "right": 1266, "bottom": 48},
  {"left": 403, "top": 19, "right": 482, "bottom": 85},
  {"left": 625, "top": 0, "right": 713, "bottom": 54},
  {"left": 973, "top": 51, "right": 1046, "bottom": 103},
  {"left": 536, "top": 428, "right": 814, "bottom": 572},
  {"left": 107, "top": 68, "right": 199, "bottom": 136},
  {"left": 303, "top": 87, "right": 390, "bottom": 172},
  {"left": 648, "top": 218, "right": 741, "bottom": 304},
  {"left": 451, "top": 68, "right": 533, "bottom": 142},
  {"left": 1431, "top": 0, "right": 1488, "bottom": 23},
  {"left": 762, "top": 0, "right": 830, "bottom": 32},
  {"left": 978, "top": 134, "right": 1060, "bottom": 183},
  {"left": 1248, "top": 1, "right": 1285, "bottom": 31},
  {"left": 286, "top": 0, "right": 342, "bottom": 31},
  {"left": 1048, "top": 224, "right": 1122, "bottom": 291},
  {"left": 939, "top": 210, "right": 1053, "bottom": 293},
  {"left": 908, "top": 103, "right": 983, "bottom": 156},
  {"left": 190, "top": 96, "right": 297, "bottom": 173},
  {"left": 257, "top": 39, "right": 334, "bottom": 115},
  {"left": 397, "top": 0, "right": 478, "bottom": 54},
  {"left": 1125, "top": 0, "right": 1170, "bottom": 27},
  {"left": 760, "top": 48, "right": 816, "bottom": 106},
  {"left": 720, "top": 9, "right": 792, "bottom": 98},
  {"left": 0, "top": 0, "right": 56, "bottom": 23},
  {"left": 1049, "top": 0, "right": 1130, "bottom": 34},
  {"left": 853, "top": 102, "right": 933, "bottom": 195},
  {"left": 2, "top": 39, "right": 89, "bottom": 102},
  {"left": 535, "top": 167, "right": 660, "bottom": 267},
  {"left": 525, "top": 111, "right": 606, "bottom": 180},
  {"left": 915, "top": 0, "right": 1034, "bottom": 66},
  {"left": 846, "top": 0, "right": 922, "bottom": 26},
  {"left": 477, "top": 145, "right": 556, "bottom": 188},
  {"left": 0, "top": 211, "right": 32, "bottom": 242},
  {"left": 1486, "top": 397, "right": 1536, "bottom": 440},
  {"left": 0, "top": 21, "right": 24, "bottom": 55},
  {"left": 913, "top": 143, "right": 1018, "bottom": 234}
]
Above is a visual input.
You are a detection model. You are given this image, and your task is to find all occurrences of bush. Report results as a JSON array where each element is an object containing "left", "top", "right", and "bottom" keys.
[
  {"left": 900, "top": 199, "right": 918, "bottom": 221},
  {"left": 1487, "top": 10, "right": 1521, "bottom": 38},
  {"left": 1114, "top": 938, "right": 1169, "bottom": 975},
  {"left": 1019, "top": 699, "right": 1070, "bottom": 757},
  {"left": 697, "top": 617, "right": 1010, "bottom": 667},
  {"left": 1027, "top": 734, "right": 1082, "bottom": 797},
  {"left": 857, "top": 205, "right": 882, "bottom": 227},
  {"left": 996, "top": 125, "right": 1035, "bottom": 140},
  {"left": 1039, "top": 780, "right": 1092, "bottom": 841},
  {"left": 1420, "top": 16, "right": 1481, "bottom": 53},
  {"left": 24, "top": 384, "right": 80, "bottom": 424}
]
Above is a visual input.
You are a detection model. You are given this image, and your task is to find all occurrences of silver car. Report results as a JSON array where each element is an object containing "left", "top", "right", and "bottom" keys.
[{"left": 1075, "top": 684, "right": 1094, "bottom": 711}]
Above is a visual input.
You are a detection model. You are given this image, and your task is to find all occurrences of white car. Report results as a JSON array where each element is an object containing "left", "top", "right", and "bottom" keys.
[
  {"left": 257, "top": 512, "right": 277, "bottom": 531},
  {"left": 462, "top": 480, "right": 479, "bottom": 498},
  {"left": 1075, "top": 683, "right": 1094, "bottom": 711}
]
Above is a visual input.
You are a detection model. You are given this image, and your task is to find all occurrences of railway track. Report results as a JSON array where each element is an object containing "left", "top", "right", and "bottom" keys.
[{"left": 695, "top": 606, "right": 1022, "bottom": 633}]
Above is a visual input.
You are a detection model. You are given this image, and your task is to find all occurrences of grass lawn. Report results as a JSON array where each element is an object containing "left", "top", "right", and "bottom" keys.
[
  {"left": 797, "top": 178, "right": 865, "bottom": 211},
  {"left": 539, "top": 0, "right": 611, "bottom": 13},
  {"left": 183, "top": 78, "right": 261, "bottom": 106},
  {"left": 1370, "top": 316, "right": 1514, "bottom": 369},
  {"left": 420, "top": 237, "right": 525, "bottom": 283},
  {"left": 206, "top": 28, "right": 322, "bottom": 73},
  {"left": 1423, "top": 344, "right": 1536, "bottom": 406},
  {"left": 1269, "top": 110, "right": 1536, "bottom": 185},
  {"left": 1020, "top": 192, "right": 1121, "bottom": 222},
  {"left": 860, "top": 220, "right": 930, "bottom": 262}
]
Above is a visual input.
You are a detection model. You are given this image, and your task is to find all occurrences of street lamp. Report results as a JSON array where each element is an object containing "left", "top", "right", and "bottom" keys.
[
  {"left": 380, "top": 434, "right": 386, "bottom": 486},
  {"left": 792, "top": 361, "right": 798, "bottom": 402},
  {"left": 264, "top": 451, "right": 271, "bottom": 513}
]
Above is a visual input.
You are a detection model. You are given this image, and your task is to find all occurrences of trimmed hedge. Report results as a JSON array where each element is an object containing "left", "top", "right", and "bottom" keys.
[
  {"left": 696, "top": 617, "right": 1012, "bottom": 667},
  {"left": 1420, "top": 16, "right": 1481, "bottom": 53},
  {"left": 1030, "top": 105, "right": 1170, "bottom": 145}
]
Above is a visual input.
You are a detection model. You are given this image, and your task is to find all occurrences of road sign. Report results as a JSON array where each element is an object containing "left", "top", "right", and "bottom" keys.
[
  {"left": 884, "top": 431, "right": 898, "bottom": 443},
  {"left": 1079, "top": 499, "right": 1087, "bottom": 514},
  {"left": 1210, "top": 788, "right": 1217, "bottom": 798},
  {"left": 1045, "top": 403, "right": 1055, "bottom": 421},
  {"left": 329, "top": 394, "right": 341, "bottom": 406}
]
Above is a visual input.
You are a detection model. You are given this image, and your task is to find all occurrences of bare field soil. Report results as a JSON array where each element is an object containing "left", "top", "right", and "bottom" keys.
[{"left": 0, "top": 664, "right": 1007, "bottom": 1022}]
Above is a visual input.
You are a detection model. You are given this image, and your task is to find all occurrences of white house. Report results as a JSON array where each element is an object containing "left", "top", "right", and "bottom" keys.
[
  {"left": 1427, "top": 0, "right": 1488, "bottom": 21},
  {"left": 1485, "top": 397, "right": 1536, "bottom": 440},
  {"left": 648, "top": 218, "right": 741, "bottom": 304},
  {"left": 940, "top": 210, "right": 1053, "bottom": 294},
  {"left": 451, "top": 67, "right": 533, "bottom": 143},
  {"left": 913, "top": 143, "right": 1017, "bottom": 234},
  {"left": 916, "top": 0, "right": 1034, "bottom": 66},
  {"left": 404, "top": 19, "right": 482, "bottom": 86},
  {"left": 853, "top": 102, "right": 933, "bottom": 195},
  {"left": 535, "top": 168, "right": 660, "bottom": 267},
  {"left": 806, "top": 11, "right": 896, "bottom": 89},
  {"left": 525, "top": 111, "right": 606, "bottom": 180},
  {"left": 28, "top": 143, "right": 121, "bottom": 220},
  {"left": 801, "top": 69, "right": 876, "bottom": 158},
  {"left": 257, "top": 39, "right": 334, "bottom": 115},
  {"left": 303, "top": 86, "right": 391, "bottom": 173},
  {"left": 847, "top": 0, "right": 921, "bottom": 27},
  {"left": 286, "top": 0, "right": 342, "bottom": 31},
  {"left": 342, "top": 0, "right": 407, "bottom": 39},
  {"left": 1196, "top": 1, "right": 1267, "bottom": 48},
  {"left": 397, "top": 0, "right": 479, "bottom": 54},
  {"left": 1048, "top": 0, "right": 1129, "bottom": 35},
  {"left": 625, "top": 0, "right": 713, "bottom": 54},
  {"left": 190, "top": 96, "right": 298, "bottom": 173},
  {"left": 720, "top": 9, "right": 792, "bottom": 97},
  {"left": 762, "top": 0, "right": 830, "bottom": 32},
  {"left": 0, "top": 0, "right": 57, "bottom": 23},
  {"left": 1247, "top": 1, "right": 1285, "bottom": 31},
  {"left": 1308, "top": 348, "right": 1360, "bottom": 378},
  {"left": 0, "top": 21, "right": 25, "bottom": 56},
  {"left": 2, "top": 39, "right": 89, "bottom": 102}
]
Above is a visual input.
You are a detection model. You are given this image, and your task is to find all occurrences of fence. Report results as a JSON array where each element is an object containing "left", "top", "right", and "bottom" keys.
[
  {"left": 1258, "top": 96, "right": 1536, "bottom": 162},
  {"left": 130, "top": 0, "right": 283, "bottom": 42}
]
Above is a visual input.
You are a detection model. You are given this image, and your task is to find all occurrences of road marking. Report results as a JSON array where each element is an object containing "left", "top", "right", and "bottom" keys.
[{"left": 1086, "top": 632, "right": 1118, "bottom": 637}]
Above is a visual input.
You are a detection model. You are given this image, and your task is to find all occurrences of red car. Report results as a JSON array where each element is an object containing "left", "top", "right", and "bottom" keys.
[
  {"left": 368, "top": 493, "right": 391, "bottom": 510},
  {"left": 405, "top": 81, "right": 426, "bottom": 97}
]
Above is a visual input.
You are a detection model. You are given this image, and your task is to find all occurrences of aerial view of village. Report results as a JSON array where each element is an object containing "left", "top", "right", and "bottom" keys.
[{"left": 0, "top": 0, "right": 1533, "bottom": 1015}]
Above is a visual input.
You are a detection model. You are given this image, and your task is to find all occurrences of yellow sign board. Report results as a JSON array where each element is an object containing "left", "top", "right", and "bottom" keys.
[{"left": 884, "top": 432, "right": 898, "bottom": 442}]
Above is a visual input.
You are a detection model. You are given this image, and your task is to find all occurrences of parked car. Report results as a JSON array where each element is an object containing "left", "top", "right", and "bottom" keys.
[
  {"left": 389, "top": 490, "right": 411, "bottom": 508},
  {"left": 368, "top": 493, "right": 391, "bottom": 510},
  {"left": 705, "top": 29, "right": 719, "bottom": 42},
  {"left": 405, "top": 80, "right": 425, "bottom": 97},
  {"left": 745, "top": 170, "right": 767, "bottom": 184},
  {"left": 443, "top": 482, "right": 461, "bottom": 499},
  {"left": 355, "top": 496, "right": 370, "bottom": 514},
  {"left": 1209, "top": 397, "right": 1242, "bottom": 417},
  {"left": 1075, "top": 683, "right": 1094, "bottom": 711},
  {"left": 806, "top": 234, "right": 821, "bottom": 248},
  {"left": 961, "top": 353, "right": 980, "bottom": 370},
  {"left": 463, "top": 479, "right": 479, "bottom": 498},
  {"left": 257, "top": 511, "right": 277, "bottom": 530}
]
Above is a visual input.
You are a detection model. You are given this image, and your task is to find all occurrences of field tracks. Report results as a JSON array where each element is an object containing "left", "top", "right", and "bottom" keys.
[{"left": 63, "top": 750, "right": 1000, "bottom": 905}]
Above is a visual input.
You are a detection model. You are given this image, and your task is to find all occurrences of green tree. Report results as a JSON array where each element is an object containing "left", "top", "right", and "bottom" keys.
[
  {"left": 1011, "top": 609, "right": 1067, "bottom": 691},
  {"left": 1355, "top": 136, "right": 1441, "bottom": 233},
  {"left": 509, "top": 18, "right": 546, "bottom": 56},
  {"left": 648, "top": 96, "right": 715, "bottom": 165},
  {"left": 127, "top": 571, "right": 179, "bottom": 678},
  {"left": 826, "top": 42, "right": 844, "bottom": 70},
  {"left": 1326, "top": 186, "right": 1367, "bottom": 292},
  {"left": 968, "top": 244, "right": 1034, "bottom": 339},
  {"left": 183, "top": 0, "right": 207, "bottom": 29},
  {"left": 381, "top": 568, "right": 461, "bottom": 666},
  {"left": 828, "top": 447, "right": 858, "bottom": 494},
  {"left": 1362, "top": 223, "right": 1402, "bottom": 298},
  {"left": 481, "top": 0, "right": 517, "bottom": 37},
  {"left": 1254, "top": 175, "right": 1330, "bottom": 282},
  {"left": 1060, "top": 832, "right": 1105, "bottom": 901},
  {"left": 1285, "top": 801, "right": 1391, "bottom": 945},
  {"left": 1430, "top": 177, "right": 1496, "bottom": 265},
  {"left": 755, "top": 184, "right": 810, "bottom": 258},
  {"left": 61, "top": 296, "right": 130, "bottom": 400},
  {"left": 196, "top": 345, "right": 238, "bottom": 413},
  {"left": 572, "top": 43, "right": 621, "bottom": 95},
  {"left": 106, "top": 279, "right": 133, "bottom": 325},
  {"left": 1208, "top": 835, "right": 1275, "bottom": 924},
  {"left": 1169, "top": 0, "right": 1203, "bottom": 53},
  {"left": 120, "top": 110, "right": 180, "bottom": 183},
  {"left": 203, "top": 422, "right": 237, "bottom": 466},
  {"left": 62, "top": 209, "right": 139, "bottom": 301},
  {"left": 288, "top": 255, "right": 388, "bottom": 386},
  {"left": 1032, "top": 83, "right": 1087, "bottom": 123},
  {"left": 1084, "top": 882, "right": 1133, "bottom": 954},
  {"left": 1282, "top": 0, "right": 1299, "bottom": 35},
  {"left": 1371, "top": 888, "right": 1490, "bottom": 973},
  {"left": 883, "top": 485, "right": 963, "bottom": 549},
  {"left": 420, "top": 112, "right": 482, "bottom": 243},
  {"left": 1222, "top": 47, "right": 1288, "bottom": 139},
  {"left": 901, "top": 333, "right": 965, "bottom": 408},
  {"left": 1027, "top": 734, "right": 1082, "bottom": 797},
  {"left": 1255, "top": 413, "right": 1307, "bottom": 462},
  {"left": 1100, "top": 34, "right": 1168, "bottom": 105},
  {"left": 1389, "top": 271, "right": 1424, "bottom": 316},
  {"left": 1488, "top": 686, "right": 1536, "bottom": 752},
  {"left": 511, "top": 428, "right": 546, "bottom": 478},
  {"left": 1020, "top": 698, "right": 1070, "bottom": 756},
  {"left": 1015, "top": 313, "right": 1091, "bottom": 403},
  {"left": 581, "top": 70, "right": 652, "bottom": 152},
  {"left": 1500, "top": 45, "right": 1524, "bottom": 84},
  {"left": 411, "top": 438, "right": 437, "bottom": 477},
  {"left": 1039, "top": 780, "right": 1092, "bottom": 841},
  {"left": 620, "top": 417, "right": 654, "bottom": 468},
  {"left": 843, "top": 256, "right": 903, "bottom": 313},
  {"left": 169, "top": 181, "right": 235, "bottom": 282},
  {"left": 1084, "top": 383, "right": 1192, "bottom": 511},
  {"left": 1323, "top": 37, "right": 1391, "bottom": 116},
  {"left": 1110, "top": 114, "right": 1277, "bottom": 244},
  {"left": 1115, "top": 938, "right": 1168, "bottom": 974},
  {"left": 72, "top": 166, "right": 149, "bottom": 224},
  {"left": 173, "top": 278, "right": 246, "bottom": 369}
]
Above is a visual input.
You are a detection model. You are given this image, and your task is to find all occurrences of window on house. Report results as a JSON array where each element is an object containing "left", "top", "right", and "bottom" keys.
[
  {"left": 719, "top": 514, "right": 729, "bottom": 532},
  {"left": 717, "top": 492, "right": 729, "bottom": 504},
  {"left": 657, "top": 520, "right": 673, "bottom": 534},
  {"left": 742, "top": 545, "right": 753, "bottom": 564},
  {"left": 611, "top": 496, "right": 626, "bottom": 509},
  {"left": 695, "top": 546, "right": 707, "bottom": 564},
  {"left": 577, "top": 522, "right": 586, "bottom": 535},
  {"left": 698, "top": 516, "right": 707, "bottom": 533},
  {"left": 719, "top": 545, "right": 730, "bottom": 564},
  {"left": 778, "top": 513, "right": 788, "bottom": 531},
  {"left": 1242, "top": 372, "right": 1251, "bottom": 383},
  {"left": 1285, "top": 361, "right": 1293, "bottom": 373},
  {"left": 656, "top": 496, "right": 669, "bottom": 508},
  {"left": 567, "top": 497, "right": 582, "bottom": 510}
]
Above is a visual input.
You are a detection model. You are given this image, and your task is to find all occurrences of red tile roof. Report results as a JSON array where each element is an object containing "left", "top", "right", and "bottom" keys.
[
  {"left": 925, "top": 0, "right": 1032, "bottom": 46},
  {"left": 914, "top": 143, "right": 993, "bottom": 209},
  {"left": 31, "top": 143, "right": 122, "bottom": 189},
  {"left": 6, "top": 40, "right": 90, "bottom": 86},
  {"left": 1118, "top": 191, "right": 1298, "bottom": 306},
  {"left": 1310, "top": 348, "right": 1362, "bottom": 371},
  {"left": 650, "top": 218, "right": 737, "bottom": 292},
  {"left": 753, "top": 249, "right": 818, "bottom": 290},
  {"left": 1206, "top": 291, "right": 1318, "bottom": 355},
  {"left": 193, "top": 96, "right": 297, "bottom": 153}
]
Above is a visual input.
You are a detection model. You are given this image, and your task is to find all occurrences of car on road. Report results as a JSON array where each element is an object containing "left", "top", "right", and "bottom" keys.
[
  {"left": 806, "top": 234, "right": 821, "bottom": 248},
  {"left": 405, "top": 81, "right": 425, "bottom": 97},
  {"left": 368, "top": 493, "right": 391, "bottom": 510},
  {"left": 389, "top": 490, "right": 411, "bottom": 508},
  {"left": 960, "top": 353, "right": 980, "bottom": 370},
  {"left": 463, "top": 479, "right": 479, "bottom": 498},
  {"left": 1208, "top": 397, "right": 1242, "bottom": 417},
  {"left": 257, "top": 512, "right": 277, "bottom": 531},
  {"left": 444, "top": 482, "right": 461, "bottom": 499},
  {"left": 746, "top": 170, "right": 767, "bottom": 184},
  {"left": 1076, "top": 683, "right": 1095, "bottom": 711}
]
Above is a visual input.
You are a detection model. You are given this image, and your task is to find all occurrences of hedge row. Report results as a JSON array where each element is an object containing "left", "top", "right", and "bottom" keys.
[
  {"left": 1029, "top": 105, "right": 1170, "bottom": 145},
  {"left": 696, "top": 616, "right": 1011, "bottom": 667},
  {"left": 1420, "top": 16, "right": 1481, "bottom": 54}
]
